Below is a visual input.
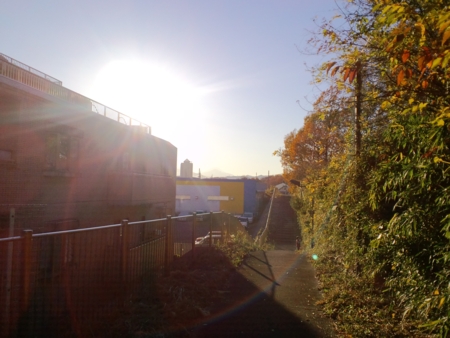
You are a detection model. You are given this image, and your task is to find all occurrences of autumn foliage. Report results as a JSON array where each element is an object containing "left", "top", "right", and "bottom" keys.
[
  {"left": 277, "top": 0, "right": 450, "bottom": 336},
  {"left": 274, "top": 86, "right": 351, "bottom": 185}
]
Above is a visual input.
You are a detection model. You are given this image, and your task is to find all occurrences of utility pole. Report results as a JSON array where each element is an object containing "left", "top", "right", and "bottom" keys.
[
  {"left": 355, "top": 60, "right": 362, "bottom": 158},
  {"left": 354, "top": 61, "right": 366, "bottom": 264}
]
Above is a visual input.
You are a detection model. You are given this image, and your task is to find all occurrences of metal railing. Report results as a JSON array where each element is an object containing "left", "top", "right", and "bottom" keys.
[
  {"left": 0, "top": 211, "right": 248, "bottom": 337},
  {"left": 0, "top": 53, "right": 151, "bottom": 134},
  {"left": 0, "top": 53, "right": 62, "bottom": 85},
  {"left": 258, "top": 188, "right": 276, "bottom": 246}
]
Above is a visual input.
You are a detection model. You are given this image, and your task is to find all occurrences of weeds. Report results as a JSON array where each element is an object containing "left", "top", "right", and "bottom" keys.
[{"left": 310, "top": 249, "right": 434, "bottom": 338}]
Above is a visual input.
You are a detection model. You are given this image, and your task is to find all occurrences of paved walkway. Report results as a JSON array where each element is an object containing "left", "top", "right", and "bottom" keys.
[{"left": 195, "top": 195, "right": 335, "bottom": 337}]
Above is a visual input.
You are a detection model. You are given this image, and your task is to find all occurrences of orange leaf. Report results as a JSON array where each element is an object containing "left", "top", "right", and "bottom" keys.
[
  {"left": 418, "top": 66, "right": 427, "bottom": 80},
  {"left": 402, "top": 50, "right": 410, "bottom": 63},
  {"left": 326, "top": 62, "right": 337, "bottom": 74},
  {"left": 418, "top": 56, "right": 426, "bottom": 70},
  {"left": 439, "top": 21, "right": 450, "bottom": 34},
  {"left": 330, "top": 66, "right": 340, "bottom": 77},
  {"left": 443, "top": 30, "right": 450, "bottom": 46},
  {"left": 397, "top": 70, "right": 405, "bottom": 86},
  {"left": 407, "top": 69, "right": 413, "bottom": 78},
  {"left": 422, "top": 80, "right": 429, "bottom": 89},
  {"left": 386, "top": 42, "right": 394, "bottom": 52},
  {"left": 343, "top": 68, "right": 350, "bottom": 82},
  {"left": 348, "top": 69, "right": 357, "bottom": 83}
]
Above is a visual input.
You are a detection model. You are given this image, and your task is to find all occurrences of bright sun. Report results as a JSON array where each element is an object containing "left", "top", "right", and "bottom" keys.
[{"left": 90, "top": 59, "right": 207, "bottom": 138}]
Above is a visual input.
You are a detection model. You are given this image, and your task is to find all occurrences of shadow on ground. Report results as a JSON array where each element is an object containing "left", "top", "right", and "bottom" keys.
[{"left": 191, "top": 251, "right": 333, "bottom": 338}]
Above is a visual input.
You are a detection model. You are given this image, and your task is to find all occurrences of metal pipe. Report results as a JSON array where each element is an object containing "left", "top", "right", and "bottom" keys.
[
  {"left": 4, "top": 208, "right": 14, "bottom": 336},
  {"left": 164, "top": 216, "right": 172, "bottom": 276},
  {"left": 121, "top": 219, "right": 130, "bottom": 286},
  {"left": 209, "top": 212, "right": 213, "bottom": 247},
  {"left": 192, "top": 213, "right": 197, "bottom": 260},
  {"left": 21, "top": 230, "right": 33, "bottom": 313}
]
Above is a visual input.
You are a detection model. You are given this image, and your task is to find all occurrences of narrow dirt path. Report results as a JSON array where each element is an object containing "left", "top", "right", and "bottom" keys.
[{"left": 194, "top": 195, "right": 335, "bottom": 337}]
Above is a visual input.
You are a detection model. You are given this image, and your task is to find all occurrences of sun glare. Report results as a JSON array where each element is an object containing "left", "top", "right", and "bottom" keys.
[{"left": 90, "top": 60, "right": 207, "bottom": 138}]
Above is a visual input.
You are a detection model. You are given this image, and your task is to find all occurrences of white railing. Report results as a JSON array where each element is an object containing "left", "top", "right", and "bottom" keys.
[
  {"left": 0, "top": 54, "right": 151, "bottom": 134},
  {"left": 0, "top": 53, "right": 62, "bottom": 85}
]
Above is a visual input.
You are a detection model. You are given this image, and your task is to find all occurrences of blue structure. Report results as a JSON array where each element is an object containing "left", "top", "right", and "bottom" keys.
[{"left": 176, "top": 178, "right": 267, "bottom": 216}]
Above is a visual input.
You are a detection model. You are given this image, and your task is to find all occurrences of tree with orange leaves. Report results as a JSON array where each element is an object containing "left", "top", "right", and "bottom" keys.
[{"left": 275, "top": 85, "right": 351, "bottom": 184}]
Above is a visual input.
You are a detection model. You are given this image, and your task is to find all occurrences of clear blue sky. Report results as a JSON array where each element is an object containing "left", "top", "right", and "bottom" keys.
[{"left": 2, "top": 0, "right": 337, "bottom": 176}]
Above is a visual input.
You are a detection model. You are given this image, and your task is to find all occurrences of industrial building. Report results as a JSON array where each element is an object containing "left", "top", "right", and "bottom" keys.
[{"left": 176, "top": 178, "right": 267, "bottom": 216}]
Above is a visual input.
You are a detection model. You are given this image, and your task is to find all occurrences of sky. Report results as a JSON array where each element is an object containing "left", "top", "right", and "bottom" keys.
[{"left": 2, "top": 0, "right": 338, "bottom": 176}]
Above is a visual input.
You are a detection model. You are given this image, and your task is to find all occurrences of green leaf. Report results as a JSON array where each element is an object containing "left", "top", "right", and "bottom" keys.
[
  {"left": 419, "top": 103, "right": 428, "bottom": 112},
  {"left": 382, "top": 5, "right": 393, "bottom": 14},
  {"left": 442, "top": 53, "right": 450, "bottom": 68},
  {"left": 419, "top": 320, "right": 441, "bottom": 328},
  {"left": 402, "top": 108, "right": 411, "bottom": 114},
  {"left": 432, "top": 57, "right": 442, "bottom": 69}
]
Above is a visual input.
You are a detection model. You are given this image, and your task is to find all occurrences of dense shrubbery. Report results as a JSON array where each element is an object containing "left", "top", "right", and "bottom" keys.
[{"left": 277, "top": 0, "right": 450, "bottom": 336}]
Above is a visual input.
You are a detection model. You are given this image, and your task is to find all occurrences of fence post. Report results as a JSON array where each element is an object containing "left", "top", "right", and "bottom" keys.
[
  {"left": 228, "top": 213, "right": 232, "bottom": 239},
  {"left": 21, "top": 230, "right": 33, "bottom": 314},
  {"left": 209, "top": 212, "right": 213, "bottom": 247},
  {"left": 192, "top": 213, "right": 197, "bottom": 261},
  {"left": 4, "top": 208, "right": 15, "bottom": 336},
  {"left": 164, "top": 215, "right": 172, "bottom": 277},
  {"left": 121, "top": 220, "right": 130, "bottom": 288},
  {"left": 221, "top": 211, "right": 225, "bottom": 243},
  {"left": 19, "top": 229, "right": 33, "bottom": 337}
]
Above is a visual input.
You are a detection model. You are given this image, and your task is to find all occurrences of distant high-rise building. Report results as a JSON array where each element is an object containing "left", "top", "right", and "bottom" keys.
[{"left": 180, "top": 159, "right": 193, "bottom": 178}]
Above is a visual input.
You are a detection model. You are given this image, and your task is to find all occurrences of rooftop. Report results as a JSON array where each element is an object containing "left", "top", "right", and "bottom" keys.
[{"left": 0, "top": 53, "right": 151, "bottom": 134}]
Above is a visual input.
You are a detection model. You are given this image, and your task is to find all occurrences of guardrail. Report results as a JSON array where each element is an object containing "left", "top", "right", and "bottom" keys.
[
  {"left": 0, "top": 211, "right": 247, "bottom": 337},
  {"left": 0, "top": 54, "right": 151, "bottom": 134},
  {"left": 0, "top": 53, "right": 62, "bottom": 85},
  {"left": 258, "top": 188, "right": 276, "bottom": 246}
]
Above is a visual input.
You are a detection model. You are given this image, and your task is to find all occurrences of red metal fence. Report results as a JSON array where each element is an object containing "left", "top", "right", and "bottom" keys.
[{"left": 0, "top": 211, "right": 248, "bottom": 337}]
